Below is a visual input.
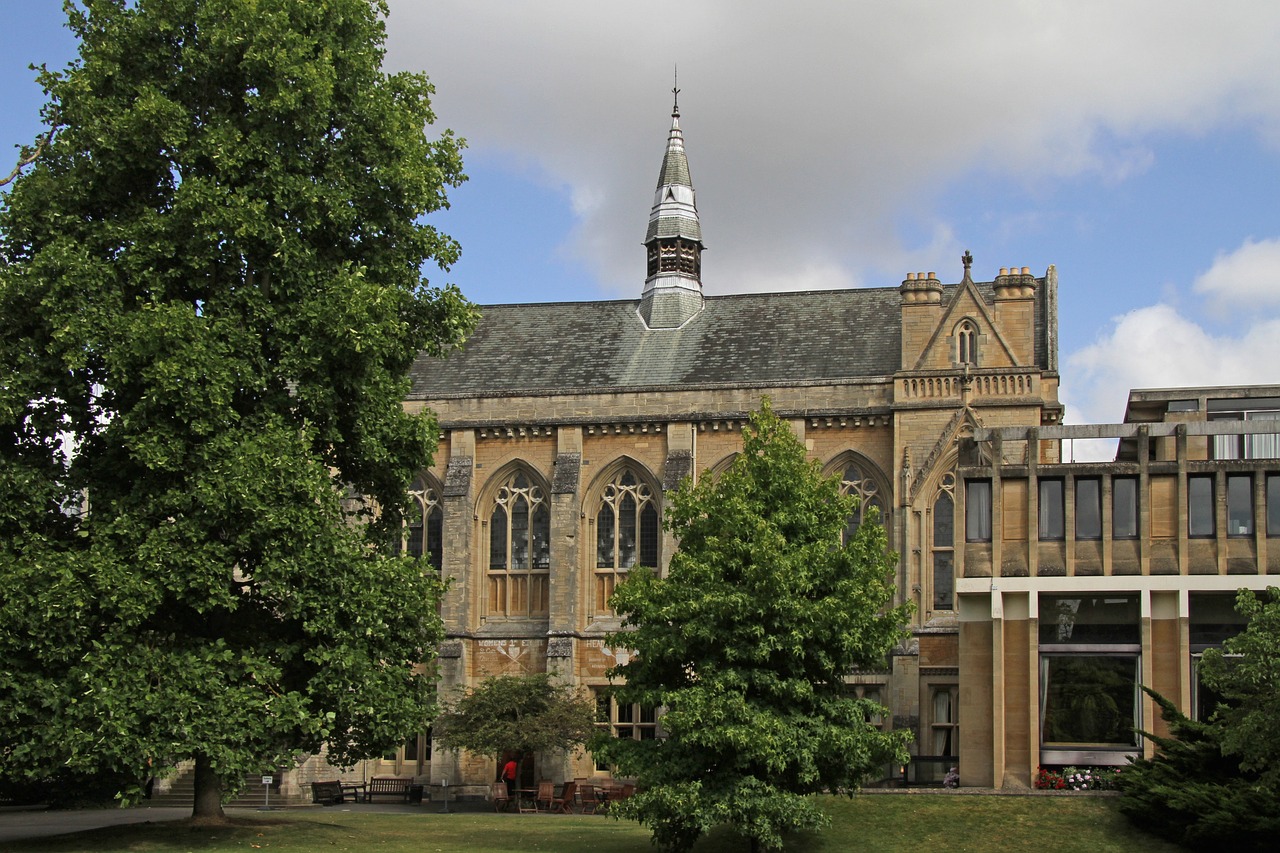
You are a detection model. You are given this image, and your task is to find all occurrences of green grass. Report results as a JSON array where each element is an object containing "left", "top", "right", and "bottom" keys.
[{"left": 14, "top": 794, "right": 1183, "bottom": 853}]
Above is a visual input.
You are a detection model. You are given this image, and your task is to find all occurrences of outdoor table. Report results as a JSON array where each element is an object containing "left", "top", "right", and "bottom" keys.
[
  {"left": 517, "top": 787, "right": 538, "bottom": 813},
  {"left": 340, "top": 782, "right": 366, "bottom": 802}
]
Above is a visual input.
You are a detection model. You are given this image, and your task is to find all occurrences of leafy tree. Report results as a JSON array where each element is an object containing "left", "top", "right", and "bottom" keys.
[
  {"left": 1117, "top": 687, "right": 1280, "bottom": 850},
  {"left": 1197, "top": 586, "right": 1280, "bottom": 788},
  {"left": 433, "top": 674, "right": 598, "bottom": 778},
  {"left": 0, "top": 0, "right": 476, "bottom": 819},
  {"left": 596, "top": 400, "right": 913, "bottom": 853}
]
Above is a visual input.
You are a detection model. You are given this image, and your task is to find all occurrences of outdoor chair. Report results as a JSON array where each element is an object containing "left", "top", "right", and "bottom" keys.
[
  {"left": 579, "top": 784, "right": 600, "bottom": 814},
  {"left": 490, "top": 781, "right": 511, "bottom": 812},
  {"left": 550, "top": 780, "right": 577, "bottom": 814},
  {"left": 534, "top": 780, "right": 555, "bottom": 811}
]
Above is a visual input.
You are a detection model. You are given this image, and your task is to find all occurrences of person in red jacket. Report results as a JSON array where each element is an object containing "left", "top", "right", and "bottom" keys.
[{"left": 501, "top": 754, "right": 519, "bottom": 796}]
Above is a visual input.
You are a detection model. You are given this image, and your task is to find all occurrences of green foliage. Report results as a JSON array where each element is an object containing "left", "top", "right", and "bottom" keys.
[
  {"left": 0, "top": 0, "right": 476, "bottom": 813},
  {"left": 596, "top": 400, "right": 913, "bottom": 853},
  {"left": 1117, "top": 687, "right": 1280, "bottom": 850},
  {"left": 1197, "top": 587, "right": 1280, "bottom": 787},
  {"left": 433, "top": 673, "right": 598, "bottom": 761}
]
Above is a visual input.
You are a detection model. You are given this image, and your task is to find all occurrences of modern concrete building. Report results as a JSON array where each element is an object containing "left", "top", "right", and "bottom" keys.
[{"left": 955, "top": 385, "right": 1280, "bottom": 787}]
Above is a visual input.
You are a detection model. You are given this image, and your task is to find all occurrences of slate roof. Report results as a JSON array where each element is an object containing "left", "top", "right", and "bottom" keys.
[
  {"left": 408, "top": 279, "right": 1054, "bottom": 400},
  {"left": 409, "top": 282, "right": 1043, "bottom": 400}
]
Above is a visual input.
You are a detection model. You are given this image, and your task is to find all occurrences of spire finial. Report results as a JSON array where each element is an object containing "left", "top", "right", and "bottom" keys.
[
  {"left": 672, "top": 66, "right": 680, "bottom": 117},
  {"left": 962, "top": 249, "right": 974, "bottom": 282}
]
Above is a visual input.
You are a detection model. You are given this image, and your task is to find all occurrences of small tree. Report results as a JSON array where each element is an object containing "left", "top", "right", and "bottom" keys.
[
  {"left": 433, "top": 674, "right": 598, "bottom": 779},
  {"left": 1117, "top": 688, "right": 1280, "bottom": 849},
  {"left": 596, "top": 400, "right": 913, "bottom": 853},
  {"left": 1118, "top": 588, "right": 1280, "bottom": 849},
  {"left": 1197, "top": 587, "right": 1280, "bottom": 787}
]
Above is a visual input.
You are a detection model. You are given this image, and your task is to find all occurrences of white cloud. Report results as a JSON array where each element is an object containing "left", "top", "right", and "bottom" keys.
[
  {"left": 1193, "top": 237, "right": 1280, "bottom": 315},
  {"left": 1063, "top": 303, "right": 1280, "bottom": 426},
  {"left": 385, "top": 1, "right": 1280, "bottom": 293}
]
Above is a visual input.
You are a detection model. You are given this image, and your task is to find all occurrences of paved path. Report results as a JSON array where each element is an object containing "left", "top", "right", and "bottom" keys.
[
  {"left": 0, "top": 802, "right": 485, "bottom": 847},
  {"left": 0, "top": 805, "right": 192, "bottom": 847}
]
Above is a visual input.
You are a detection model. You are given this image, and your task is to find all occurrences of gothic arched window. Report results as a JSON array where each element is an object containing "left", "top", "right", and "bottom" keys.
[
  {"left": 394, "top": 474, "right": 443, "bottom": 573},
  {"left": 957, "top": 320, "right": 979, "bottom": 366},
  {"left": 594, "top": 469, "right": 659, "bottom": 614},
  {"left": 487, "top": 471, "right": 550, "bottom": 617},
  {"left": 932, "top": 473, "right": 956, "bottom": 611},
  {"left": 840, "top": 462, "right": 885, "bottom": 544}
]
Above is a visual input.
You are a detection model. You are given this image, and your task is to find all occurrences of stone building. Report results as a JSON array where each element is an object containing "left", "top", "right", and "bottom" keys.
[{"left": 393, "top": 98, "right": 1067, "bottom": 793}]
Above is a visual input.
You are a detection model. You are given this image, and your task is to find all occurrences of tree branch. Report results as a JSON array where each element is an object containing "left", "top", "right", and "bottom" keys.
[{"left": 1, "top": 125, "right": 56, "bottom": 187}]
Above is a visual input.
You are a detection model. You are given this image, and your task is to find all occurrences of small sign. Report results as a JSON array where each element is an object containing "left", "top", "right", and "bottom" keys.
[{"left": 261, "top": 775, "right": 273, "bottom": 786}]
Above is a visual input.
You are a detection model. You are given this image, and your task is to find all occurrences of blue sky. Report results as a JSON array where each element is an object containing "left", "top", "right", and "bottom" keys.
[{"left": 6, "top": 2, "right": 1280, "bottom": 435}]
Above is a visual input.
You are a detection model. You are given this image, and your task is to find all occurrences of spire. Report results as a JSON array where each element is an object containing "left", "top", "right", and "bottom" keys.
[{"left": 640, "top": 81, "right": 704, "bottom": 329}]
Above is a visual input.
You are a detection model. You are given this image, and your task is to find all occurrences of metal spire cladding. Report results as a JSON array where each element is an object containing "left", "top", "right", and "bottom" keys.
[{"left": 640, "top": 85, "right": 705, "bottom": 328}]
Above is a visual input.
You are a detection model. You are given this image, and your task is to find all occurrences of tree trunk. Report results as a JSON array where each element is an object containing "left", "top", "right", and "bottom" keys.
[{"left": 192, "top": 753, "right": 226, "bottom": 821}]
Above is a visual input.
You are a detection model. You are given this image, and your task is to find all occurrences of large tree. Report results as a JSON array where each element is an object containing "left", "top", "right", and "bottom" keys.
[
  {"left": 0, "top": 0, "right": 475, "bottom": 819},
  {"left": 596, "top": 401, "right": 913, "bottom": 853}
]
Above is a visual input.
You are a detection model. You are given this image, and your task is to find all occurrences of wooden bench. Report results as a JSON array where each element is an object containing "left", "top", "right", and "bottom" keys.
[
  {"left": 365, "top": 776, "right": 413, "bottom": 802},
  {"left": 311, "top": 780, "right": 344, "bottom": 805}
]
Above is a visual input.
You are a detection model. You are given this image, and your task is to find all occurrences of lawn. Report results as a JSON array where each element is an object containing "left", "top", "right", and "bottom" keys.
[{"left": 15, "top": 794, "right": 1183, "bottom": 853}]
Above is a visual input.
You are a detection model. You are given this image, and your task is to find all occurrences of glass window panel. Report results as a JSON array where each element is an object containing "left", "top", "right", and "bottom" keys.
[
  {"left": 532, "top": 503, "right": 550, "bottom": 568},
  {"left": 1188, "top": 475, "right": 1215, "bottom": 538},
  {"left": 619, "top": 494, "right": 637, "bottom": 568},
  {"left": 933, "top": 493, "right": 954, "bottom": 547},
  {"left": 407, "top": 516, "right": 424, "bottom": 559},
  {"left": 1040, "top": 595, "right": 1140, "bottom": 645},
  {"left": 597, "top": 505, "right": 616, "bottom": 568},
  {"left": 1039, "top": 479, "right": 1065, "bottom": 540},
  {"left": 933, "top": 552, "right": 954, "bottom": 611},
  {"left": 511, "top": 497, "right": 530, "bottom": 569},
  {"left": 640, "top": 504, "right": 659, "bottom": 566},
  {"left": 1245, "top": 411, "right": 1280, "bottom": 459},
  {"left": 1269, "top": 475, "right": 1280, "bottom": 537},
  {"left": 489, "top": 505, "right": 508, "bottom": 569},
  {"left": 1113, "top": 477, "right": 1138, "bottom": 539},
  {"left": 1213, "top": 433, "right": 1242, "bottom": 460},
  {"left": 1189, "top": 593, "right": 1249, "bottom": 648},
  {"left": 426, "top": 506, "right": 443, "bottom": 572},
  {"left": 966, "top": 481, "right": 992, "bottom": 542},
  {"left": 1075, "top": 478, "right": 1101, "bottom": 540},
  {"left": 1226, "top": 474, "right": 1253, "bottom": 536},
  {"left": 1040, "top": 656, "right": 1139, "bottom": 748}
]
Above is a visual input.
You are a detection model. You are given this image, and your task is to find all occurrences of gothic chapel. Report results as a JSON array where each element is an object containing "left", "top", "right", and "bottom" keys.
[{"left": 399, "top": 97, "right": 1062, "bottom": 792}]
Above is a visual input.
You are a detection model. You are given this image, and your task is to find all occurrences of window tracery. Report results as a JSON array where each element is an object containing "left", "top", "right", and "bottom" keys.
[
  {"left": 594, "top": 468, "right": 659, "bottom": 614},
  {"left": 487, "top": 471, "right": 550, "bottom": 616},
  {"left": 395, "top": 473, "right": 443, "bottom": 574},
  {"left": 931, "top": 472, "right": 956, "bottom": 610},
  {"left": 839, "top": 461, "right": 885, "bottom": 543},
  {"left": 957, "top": 320, "right": 979, "bottom": 366}
]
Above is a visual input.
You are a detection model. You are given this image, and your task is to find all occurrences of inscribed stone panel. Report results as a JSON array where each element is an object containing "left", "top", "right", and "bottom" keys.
[
  {"left": 576, "top": 639, "right": 632, "bottom": 680},
  {"left": 471, "top": 639, "right": 547, "bottom": 678}
]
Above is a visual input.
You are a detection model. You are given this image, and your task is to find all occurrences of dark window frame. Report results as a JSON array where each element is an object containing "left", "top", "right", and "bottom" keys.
[
  {"left": 1188, "top": 475, "right": 1216, "bottom": 538},
  {"left": 1039, "top": 478, "right": 1066, "bottom": 541},
  {"left": 1074, "top": 477, "right": 1102, "bottom": 541},
  {"left": 965, "top": 479, "right": 992, "bottom": 543},
  {"left": 1112, "top": 476, "right": 1139, "bottom": 540}
]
